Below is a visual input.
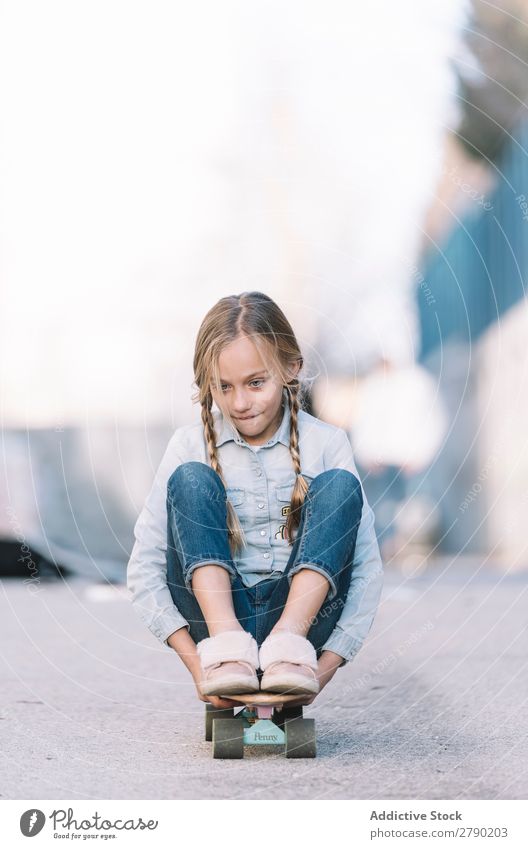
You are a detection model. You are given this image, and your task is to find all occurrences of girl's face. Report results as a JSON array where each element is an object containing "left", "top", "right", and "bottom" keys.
[{"left": 211, "top": 335, "right": 299, "bottom": 446}]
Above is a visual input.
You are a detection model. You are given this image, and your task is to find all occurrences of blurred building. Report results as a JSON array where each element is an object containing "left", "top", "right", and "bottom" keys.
[
  {"left": 416, "top": 116, "right": 528, "bottom": 569},
  {"left": 347, "top": 0, "right": 528, "bottom": 570}
]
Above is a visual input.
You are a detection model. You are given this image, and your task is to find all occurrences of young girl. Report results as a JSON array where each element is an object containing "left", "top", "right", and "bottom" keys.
[{"left": 127, "top": 291, "right": 383, "bottom": 711}]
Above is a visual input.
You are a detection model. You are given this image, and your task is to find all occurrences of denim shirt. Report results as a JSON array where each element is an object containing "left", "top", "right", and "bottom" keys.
[{"left": 127, "top": 393, "right": 384, "bottom": 663}]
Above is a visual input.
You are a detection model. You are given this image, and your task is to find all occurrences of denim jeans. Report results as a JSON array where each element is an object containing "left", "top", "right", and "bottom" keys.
[{"left": 165, "top": 461, "right": 363, "bottom": 659}]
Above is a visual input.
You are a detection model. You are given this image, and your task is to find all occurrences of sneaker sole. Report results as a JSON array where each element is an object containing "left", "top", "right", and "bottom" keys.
[
  {"left": 260, "top": 673, "right": 319, "bottom": 696},
  {"left": 200, "top": 675, "right": 260, "bottom": 697}
]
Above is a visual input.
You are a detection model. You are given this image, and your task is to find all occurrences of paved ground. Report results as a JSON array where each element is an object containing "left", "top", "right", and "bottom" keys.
[{"left": 1, "top": 560, "right": 527, "bottom": 799}]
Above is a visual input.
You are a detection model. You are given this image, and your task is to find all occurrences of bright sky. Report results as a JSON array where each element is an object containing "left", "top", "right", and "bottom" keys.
[{"left": 0, "top": 0, "right": 466, "bottom": 427}]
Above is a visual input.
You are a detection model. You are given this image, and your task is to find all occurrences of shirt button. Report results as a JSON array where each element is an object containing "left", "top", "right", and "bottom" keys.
[
  {"left": 260, "top": 530, "right": 266, "bottom": 536},
  {"left": 255, "top": 469, "right": 262, "bottom": 477},
  {"left": 263, "top": 553, "right": 270, "bottom": 559},
  {"left": 258, "top": 503, "right": 264, "bottom": 509}
]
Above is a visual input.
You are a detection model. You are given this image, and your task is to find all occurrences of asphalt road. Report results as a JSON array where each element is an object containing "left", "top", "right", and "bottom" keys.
[{"left": 1, "top": 559, "right": 527, "bottom": 800}]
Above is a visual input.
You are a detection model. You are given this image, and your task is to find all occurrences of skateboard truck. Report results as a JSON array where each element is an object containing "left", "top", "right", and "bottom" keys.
[{"left": 204, "top": 692, "right": 316, "bottom": 759}]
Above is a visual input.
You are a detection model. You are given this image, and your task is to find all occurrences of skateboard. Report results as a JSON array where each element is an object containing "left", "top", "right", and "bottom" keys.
[{"left": 205, "top": 692, "right": 316, "bottom": 759}]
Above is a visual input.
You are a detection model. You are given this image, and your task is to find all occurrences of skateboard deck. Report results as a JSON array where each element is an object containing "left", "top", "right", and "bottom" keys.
[{"left": 222, "top": 692, "right": 303, "bottom": 706}]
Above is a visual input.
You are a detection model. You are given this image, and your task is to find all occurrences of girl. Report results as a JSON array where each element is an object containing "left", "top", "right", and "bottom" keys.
[{"left": 127, "top": 292, "right": 383, "bottom": 711}]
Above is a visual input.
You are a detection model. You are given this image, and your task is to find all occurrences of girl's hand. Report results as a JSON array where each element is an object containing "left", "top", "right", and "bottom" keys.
[
  {"left": 166, "top": 628, "right": 241, "bottom": 708},
  {"left": 189, "top": 663, "right": 241, "bottom": 709},
  {"left": 281, "top": 650, "right": 344, "bottom": 707},
  {"left": 201, "top": 694, "right": 242, "bottom": 709}
]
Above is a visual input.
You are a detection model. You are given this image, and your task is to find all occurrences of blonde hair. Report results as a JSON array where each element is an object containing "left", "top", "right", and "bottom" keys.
[{"left": 191, "top": 291, "right": 310, "bottom": 557}]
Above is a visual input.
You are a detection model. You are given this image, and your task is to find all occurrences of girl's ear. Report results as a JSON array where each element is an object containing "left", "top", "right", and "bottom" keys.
[{"left": 287, "top": 358, "right": 302, "bottom": 382}]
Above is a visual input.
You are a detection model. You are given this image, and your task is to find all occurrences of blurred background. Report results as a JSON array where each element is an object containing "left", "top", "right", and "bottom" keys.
[{"left": 1, "top": 0, "right": 528, "bottom": 585}]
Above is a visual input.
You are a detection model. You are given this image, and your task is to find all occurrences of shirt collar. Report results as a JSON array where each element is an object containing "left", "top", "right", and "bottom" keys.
[{"left": 214, "top": 389, "right": 291, "bottom": 449}]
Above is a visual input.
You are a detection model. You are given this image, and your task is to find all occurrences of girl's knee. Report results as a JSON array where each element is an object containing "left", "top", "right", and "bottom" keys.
[
  {"left": 309, "top": 468, "right": 363, "bottom": 507},
  {"left": 167, "top": 461, "right": 225, "bottom": 499}
]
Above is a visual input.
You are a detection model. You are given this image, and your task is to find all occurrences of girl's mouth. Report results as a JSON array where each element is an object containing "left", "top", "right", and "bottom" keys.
[{"left": 237, "top": 414, "right": 258, "bottom": 420}]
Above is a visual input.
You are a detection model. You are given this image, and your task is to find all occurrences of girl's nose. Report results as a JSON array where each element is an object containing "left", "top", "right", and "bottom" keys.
[{"left": 232, "top": 390, "right": 251, "bottom": 412}]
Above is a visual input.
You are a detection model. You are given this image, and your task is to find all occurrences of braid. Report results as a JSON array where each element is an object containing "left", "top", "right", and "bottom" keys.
[
  {"left": 201, "top": 392, "right": 222, "bottom": 478},
  {"left": 284, "top": 381, "right": 309, "bottom": 544},
  {"left": 201, "top": 391, "right": 246, "bottom": 557}
]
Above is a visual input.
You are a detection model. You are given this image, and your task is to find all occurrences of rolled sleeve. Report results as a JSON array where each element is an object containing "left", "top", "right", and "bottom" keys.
[
  {"left": 321, "top": 428, "right": 384, "bottom": 664},
  {"left": 126, "top": 433, "right": 190, "bottom": 647}
]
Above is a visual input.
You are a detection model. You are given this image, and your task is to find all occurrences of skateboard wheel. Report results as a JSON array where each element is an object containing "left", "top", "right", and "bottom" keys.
[
  {"left": 274, "top": 704, "right": 303, "bottom": 730},
  {"left": 204, "top": 704, "right": 234, "bottom": 742},
  {"left": 285, "top": 718, "right": 316, "bottom": 758},
  {"left": 212, "top": 718, "right": 245, "bottom": 759}
]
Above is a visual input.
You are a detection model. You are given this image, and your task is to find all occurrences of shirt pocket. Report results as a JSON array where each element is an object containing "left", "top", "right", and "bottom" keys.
[
  {"left": 275, "top": 484, "right": 293, "bottom": 508},
  {"left": 275, "top": 475, "right": 314, "bottom": 515},
  {"left": 226, "top": 487, "right": 246, "bottom": 510}
]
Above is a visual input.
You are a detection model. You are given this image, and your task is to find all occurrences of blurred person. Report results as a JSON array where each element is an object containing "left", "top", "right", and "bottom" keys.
[
  {"left": 351, "top": 359, "right": 447, "bottom": 559},
  {"left": 351, "top": 359, "right": 448, "bottom": 475}
]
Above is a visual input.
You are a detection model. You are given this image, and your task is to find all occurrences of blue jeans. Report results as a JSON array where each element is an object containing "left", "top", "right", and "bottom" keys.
[{"left": 165, "top": 462, "right": 363, "bottom": 659}]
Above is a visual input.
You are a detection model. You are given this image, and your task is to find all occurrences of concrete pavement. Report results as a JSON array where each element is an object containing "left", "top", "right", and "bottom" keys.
[{"left": 1, "top": 560, "right": 527, "bottom": 799}]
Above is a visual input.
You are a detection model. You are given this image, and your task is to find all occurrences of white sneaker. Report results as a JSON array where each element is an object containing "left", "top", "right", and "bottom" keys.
[
  {"left": 259, "top": 631, "right": 320, "bottom": 695},
  {"left": 196, "top": 630, "right": 259, "bottom": 696}
]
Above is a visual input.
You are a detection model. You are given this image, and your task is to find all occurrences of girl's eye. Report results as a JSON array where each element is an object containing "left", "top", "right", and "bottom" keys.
[{"left": 219, "top": 379, "right": 265, "bottom": 391}]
